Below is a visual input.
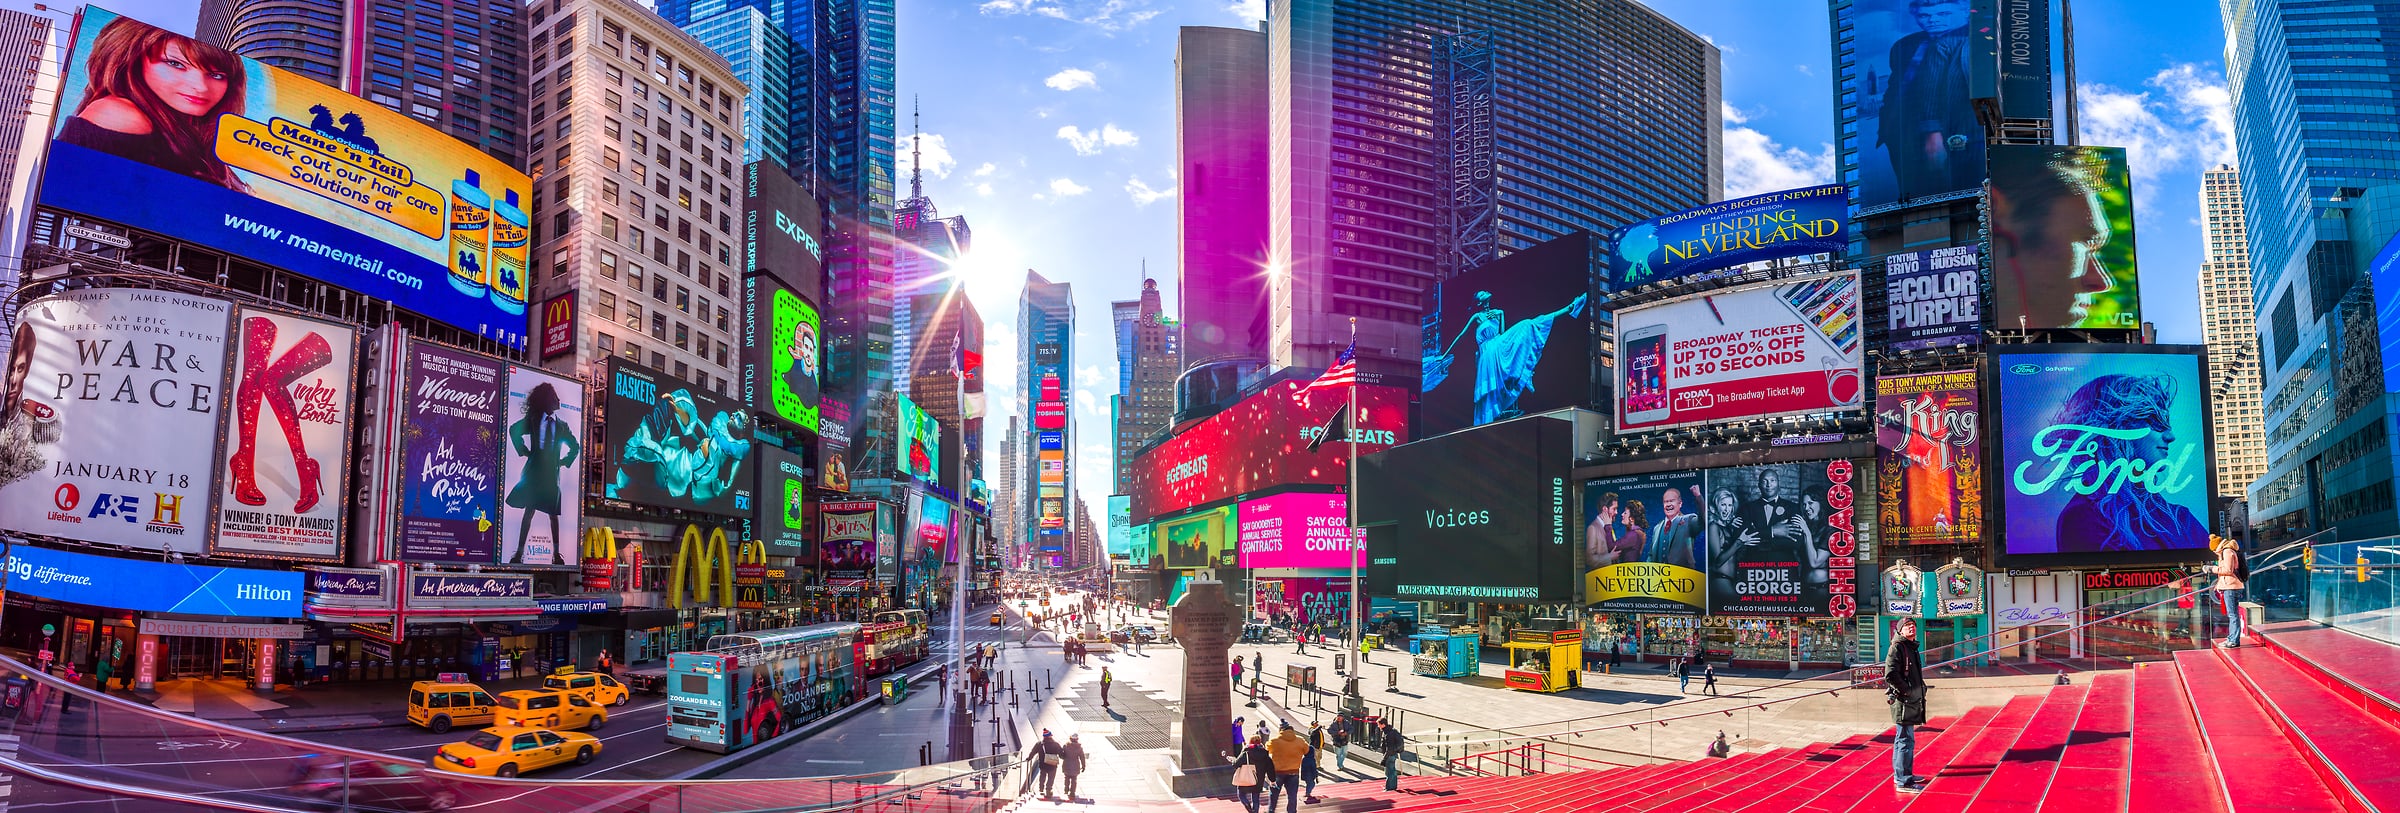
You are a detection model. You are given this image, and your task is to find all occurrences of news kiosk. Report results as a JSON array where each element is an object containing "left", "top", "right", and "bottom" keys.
[{"left": 1501, "top": 626, "right": 1583, "bottom": 693}]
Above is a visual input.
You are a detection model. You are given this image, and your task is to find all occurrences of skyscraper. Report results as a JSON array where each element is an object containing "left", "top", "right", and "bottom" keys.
[
  {"left": 675, "top": 4, "right": 794, "bottom": 168},
  {"left": 2198, "top": 165, "right": 2265, "bottom": 499},
  {"left": 1259, "top": 0, "right": 1721, "bottom": 374},
  {"left": 1113, "top": 278, "right": 1181, "bottom": 492},
  {"left": 1175, "top": 26, "right": 1272, "bottom": 370},
  {"left": 996, "top": 414, "right": 1022, "bottom": 566},
  {"left": 894, "top": 105, "right": 973, "bottom": 384},
  {"left": 0, "top": 8, "right": 58, "bottom": 313},
  {"left": 198, "top": 0, "right": 527, "bottom": 165},
  {"left": 1018, "top": 272, "right": 1075, "bottom": 563},
  {"left": 2228, "top": 0, "right": 2400, "bottom": 543},
  {"left": 907, "top": 284, "right": 985, "bottom": 490}
]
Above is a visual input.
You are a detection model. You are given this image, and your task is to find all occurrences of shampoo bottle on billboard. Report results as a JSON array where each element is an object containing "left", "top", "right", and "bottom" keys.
[
  {"left": 489, "top": 189, "right": 530, "bottom": 315},
  {"left": 448, "top": 170, "right": 492, "bottom": 297}
]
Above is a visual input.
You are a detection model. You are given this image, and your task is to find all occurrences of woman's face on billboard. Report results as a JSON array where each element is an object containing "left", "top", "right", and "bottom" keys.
[{"left": 146, "top": 43, "right": 230, "bottom": 117}]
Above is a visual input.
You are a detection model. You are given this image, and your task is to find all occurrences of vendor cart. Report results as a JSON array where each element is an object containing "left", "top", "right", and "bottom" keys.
[
  {"left": 1408, "top": 630, "right": 1479, "bottom": 679},
  {"left": 1501, "top": 628, "right": 1582, "bottom": 693}
]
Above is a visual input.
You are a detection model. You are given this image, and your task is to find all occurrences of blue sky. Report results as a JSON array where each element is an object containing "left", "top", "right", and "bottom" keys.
[{"left": 11, "top": 0, "right": 2238, "bottom": 518}]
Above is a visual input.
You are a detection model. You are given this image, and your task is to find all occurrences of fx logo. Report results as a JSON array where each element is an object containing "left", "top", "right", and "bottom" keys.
[{"left": 88, "top": 493, "right": 143, "bottom": 523}]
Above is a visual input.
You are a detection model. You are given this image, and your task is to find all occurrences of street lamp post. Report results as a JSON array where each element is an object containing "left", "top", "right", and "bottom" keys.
[{"left": 1345, "top": 318, "right": 1362, "bottom": 675}]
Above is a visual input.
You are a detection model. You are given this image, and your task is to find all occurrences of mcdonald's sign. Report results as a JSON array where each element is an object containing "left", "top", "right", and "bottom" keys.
[
  {"left": 667, "top": 525, "right": 738, "bottom": 609},
  {"left": 538, "top": 293, "right": 577, "bottom": 360}
]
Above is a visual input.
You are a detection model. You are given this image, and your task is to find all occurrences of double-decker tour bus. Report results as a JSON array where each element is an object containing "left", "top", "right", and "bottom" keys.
[
  {"left": 664, "top": 623, "right": 859, "bottom": 753},
  {"left": 873, "top": 608, "right": 929, "bottom": 636},
  {"left": 856, "top": 621, "right": 928, "bottom": 677}
]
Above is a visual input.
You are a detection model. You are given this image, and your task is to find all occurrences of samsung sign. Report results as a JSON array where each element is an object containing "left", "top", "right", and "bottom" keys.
[{"left": 3, "top": 544, "right": 303, "bottom": 617}]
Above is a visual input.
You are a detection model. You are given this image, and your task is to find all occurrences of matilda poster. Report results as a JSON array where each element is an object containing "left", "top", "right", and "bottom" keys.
[
  {"left": 1875, "top": 369, "right": 1980, "bottom": 546},
  {"left": 396, "top": 342, "right": 506, "bottom": 562}
]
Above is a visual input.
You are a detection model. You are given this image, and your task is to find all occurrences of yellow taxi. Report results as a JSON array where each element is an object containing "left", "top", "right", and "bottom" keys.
[
  {"left": 407, "top": 678, "right": 496, "bottom": 734},
  {"left": 542, "top": 668, "right": 631, "bottom": 707},
  {"left": 493, "top": 688, "right": 607, "bottom": 731},
  {"left": 431, "top": 726, "right": 601, "bottom": 778}
]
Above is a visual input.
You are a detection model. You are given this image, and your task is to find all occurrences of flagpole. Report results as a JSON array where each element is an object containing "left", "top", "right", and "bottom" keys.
[{"left": 1346, "top": 317, "right": 1362, "bottom": 678}]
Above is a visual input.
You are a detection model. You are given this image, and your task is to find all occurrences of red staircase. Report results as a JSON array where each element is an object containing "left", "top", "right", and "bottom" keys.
[{"left": 1015, "top": 621, "right": 2400, "bottom": 813}]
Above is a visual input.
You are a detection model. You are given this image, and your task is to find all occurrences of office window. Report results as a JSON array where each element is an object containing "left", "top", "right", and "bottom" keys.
[
  {"left": 676, "top": 285, "right": 690, "bottom": 313},
  {"left": 597, "top": 332, "right": 613, "bottom": 355},
  {"left": 599, "top": 250, "right": 618, "bottom": 278},
  {"left": 650, "top": 312, "right": 665, "bottom": 339}
]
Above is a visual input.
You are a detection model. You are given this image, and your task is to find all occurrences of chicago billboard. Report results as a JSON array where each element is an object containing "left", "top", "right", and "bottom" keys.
[
  {"left": 1582, "top": 471, "right": 1708, "bottom": 615},
  {"left": 1989, "top": 145, "right": 2140, "bottom": 331},
  {"left": 1874, "top": 369, "right": 1981, "bottom": 547},
  {"left": 41, "top": 9, "right": 536, "bottom": 347},
  {"left": 1236, "top": 492, "right": 1362, "bottom": 570},
  {"left": 500, "top": 364, "right": 583, "bottom": 567},
  {"left": 1885, "top": 246, "right": 1981, "bottom": 350},
  {"left": 0, "top": 290, "right": 234, "bottom": 553},
  {"left": 1605, "top": 185, "right": 1849, "bottom": 290},
  {"left": 1126, "top": 379, "right": 1407, "bottom": 522},
  {"left": 1421, "top": 231, "right": 1593, "bottom": 435},
  {"left": 602, "top": 358, "right": 753, "bottom": 517},
  {"left": 395, "top": 341, "right": 506, "bottom": 563},
  {"left": 1847, "top": 0, "right": 1995, "bottom": 209},
  {"left": 1615, "top": 271, "right": 1865, "bottom": 433},
  {"left": 1702, "top": 459, "right": 1859, "bottom": 618},
  {"left": 1996, "top": 347, "right": 2212, "bottom": 561}
]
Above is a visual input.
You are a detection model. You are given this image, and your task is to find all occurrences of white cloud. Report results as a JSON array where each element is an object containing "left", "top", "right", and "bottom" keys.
[
  {"left": 975, "top": 183, "right": 995, "bottom": 197},
  {"left": 898, "top": 132, "right": 958, "bottom": 180},
  {"left": 1056, "top": 124, "right": 1139, "bottom": 156},
  {"left": 978, "top": 0, "right": 1161, "bottom": 32},
  {"left": 1226, "top": 0, "right": 1264, "bottom": 21},
  {"left": 1074, "top": 389, "right": 1100, "bottom": 415},
  {"left": 2077, "top": 63, "right": 2235, "bottom": 182},
  {"left": 1721, "top": 102, "right": 1835, "bottom": 198},
  {"left": 973, "top": 162, "right": 998, "bottom": 177},
  {"left": 1074, "top": 364, "right": 1107, "bottom": 389},
  {"left": 1045, "top": 68, "right": 1098, "bottom": 91},
  {"left": 1126, "top": 176, "right": 1176, "bottom": 207},
  {"left": 1049, "top": 177, "right": 1091, "bottom": 197}
]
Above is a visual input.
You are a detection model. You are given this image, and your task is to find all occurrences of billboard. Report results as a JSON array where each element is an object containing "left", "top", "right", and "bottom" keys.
[
  {"left": 1996, "top": 347, "right": 2212, "bottom": 560},
  {"left": 1126, "top": 379, "right": 1408, "bottom": 522},
  {"left": 537, "top": 293, "right": 576, "bottom": 360},
  {"left": 1159, "top": 506, "right": 1233, "bottom": 570},
  {"left": 500, "top": 364, "right": 584, "bottom": 567},
  {"left": 1421, "top": 231, "right": 1594, "bottom": 435},
  {"left": 1107, "top": 495, "right": 1133, "bottom": 557},
  {"left": 1885, "top": 246, "right": 1982, "bottom": 349},
  {"left": 603, "top": 358, "right": 754, "bottom": 517},
  {"left": 41, "top": 9, "right": 535, "bottom": 347},
  {"left": 1997, "top": 0, "right": 2051, "bottom": 119},
  {"left": 896, "top": 393, "right": 939, "bottom": 482},
  {"left": 818, "top": 398, "right": 850, "bottom": 492},
  {"left": 1582, "top": 471, "right": 1708, "bottom": 615},
  {"left": 1605, "top": 185, "right": 1849, "bottom": 290},
  {"left": 1253, "top": 577, "right": 1353, "bottom": 627},
  {"left": 744, "top": 161, "right": 824, "bottom": 301},
  {"left": 1702, "top": 459, "right": 1859, "bottom": 618},
  {"left": 0, "top": 290, "right": 234, "bottom": 553},
  {"left": 821, "top": 500, "right": 878, "bottom": 584},
  {"left": 1847, "top": 0, "right": 1994, "bottom": 209},
  {"left": 395, "top": 341, "right": 506, "bottom": 563},
  {"left": 211, "top": 309, "right": 357, "bottom": 561},
  {"left": 1615, "top": 271, "right": 1866, "bottom": 433},
  {"left": 1989, "top": 145, "right": 2140, "bottom": 330},
  {"left": 1, "top": 544, "right": 302, "bottom": 617},
  {"left": 1363, "top": 417, "right": 1572, "bottom": 602},
  {"left": 744, "top": 276, "right": 821, "bottom": 433},
  {"left": 1874, "top": 369, "right": 1981, "bottom": 546},
  {"left": 1236, "top": 492, "right": 1362, "bottom": 570},
  {"left": 756, "top": 441, "right": 808, "bottom": 557}
]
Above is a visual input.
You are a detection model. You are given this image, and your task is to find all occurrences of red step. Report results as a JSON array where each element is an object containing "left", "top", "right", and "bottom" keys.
[
  {"left": 1567, "top": 752, "right": 1782, "bottom": 812},
  {"left": 1952, "top": 684, "right": 2089, "bottom": 813},
  {"left": 1658, "top": 739, "right": 1869, "bottom": 813},
  {"left": 1826, "top": 695, "right": 2042, "bottom": 813},
  {"left": 2215, "top": 643, "right": 2400, "bottom": 811},
  {"left": 2253, "top": 623, "right": 2400, "bottom": 728},
  {"left": 1800, "top": 708, "right": 2004, "bottom": 813},
  {"left": 2126, "top": 662, "right": 2228, "bottom": 813},
  {"left": 2171, "top": 650, "right": 2343, "bottom": 812},
  {"left": 2034, "top": 672, "right": 2133, "bottom": 813}
]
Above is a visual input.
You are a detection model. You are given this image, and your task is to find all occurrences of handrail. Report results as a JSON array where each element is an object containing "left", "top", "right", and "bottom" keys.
[{"left": 1399, "top": 536, "right": 2315, "bottom": 754}]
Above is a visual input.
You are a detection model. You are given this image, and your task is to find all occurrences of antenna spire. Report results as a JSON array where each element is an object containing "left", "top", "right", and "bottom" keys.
[{"left": 910, "top": 95, "right": 924, "bottom": 199}]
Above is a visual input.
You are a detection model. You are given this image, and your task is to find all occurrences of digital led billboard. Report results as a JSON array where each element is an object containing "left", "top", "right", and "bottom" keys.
[
  {"left": 1701, "top": 459, "right": 1859, "bottom": 618},
  {"left": 744, "top": 161, "right": 824, "bottom": 301},
  {"left": 1159, "top": 506, "right": 1233, "bottom": 570},
  {"left": 1361, "top": 417, "right": 1572, "bottom": 602},
  {"left": 1996, "top": 346, "right": 2213, "bottom": 562},
  {"left": 1236, "top": 492, "right": 1362, "bottom": 570},
  {"left": 1615, "top": 271, "right": 1865, "bottom": 433},
  {"left": 41, "top": 9, "right": 535, "bottom": 347},
  {"left": 1126, "top": 379, "right": 1407, "bottom": 522},
  {"left": 1605, "top": 185, "right": 1849, "bottom": 290},
  {"left": 1885, "top": 246, "right": 1982, "bottom": 350},
  {"left": 895, "top": 394, "right": 939, "bottom": 482},
  {"left": 1422, "top": 231, "right": 1594, "bottom": 435},
  {"left": 1582, "top": 471, "right": 1708, "bottom": 615},
  {"left": 744, "top": 275, "right": 821, "bottom": 433},
  {"left": 756, "top": 441, "right": 809, "bottom": 557},
  {"left": 1874, "top": 369, "right": 1980, "bottom": 546},
  {"left": 602, "top": 358, "right": 753, "bottom": 517},
  {"left": 820, "top": 500, "right": 877, "bottom": 585},
  {"left": 1846, "top": 0, "right": 1995, "bottom": 209},
  {"left": 1990, "top": 145, "right": 2141, "bottom": 331}
]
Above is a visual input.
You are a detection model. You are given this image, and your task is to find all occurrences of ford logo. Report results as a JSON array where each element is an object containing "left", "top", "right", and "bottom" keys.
[{"left": 2008, "top": 363, "right": 2042, "bottom": 375}]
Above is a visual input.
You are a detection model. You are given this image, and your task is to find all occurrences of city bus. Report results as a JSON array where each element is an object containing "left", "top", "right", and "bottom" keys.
[
  {"left": 856, "top": 621, "right": 928, "bottom": 677},
  {"left": 664, "top": 623, "right": 860, "bottom": 753},
  {"left": 873, "top": 608, "right": 929, "bottom": 636}
]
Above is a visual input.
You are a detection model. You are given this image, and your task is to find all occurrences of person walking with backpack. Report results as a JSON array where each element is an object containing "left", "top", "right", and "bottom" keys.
[
  {"left": 2213, "top": 535, "right": 2249, "bottom": 648},
  {"left": 1026, "top": 730, "right": 1067, "bottom": 800},
  {"left": 1671, "top": 653, "right": 1688, "bottom": 693},
  {"left": 1060, "top": 733, "right": 1089, "bottom": 800},
  {"left": 1886, "top": 618, "right": 1929, "bottom": 794},
  {"left": 1266, "top": 723, "right": 1308, "bottom": 813},
  {"left": 1303, "top": 721, "right": 1326, "bottom": 801}
]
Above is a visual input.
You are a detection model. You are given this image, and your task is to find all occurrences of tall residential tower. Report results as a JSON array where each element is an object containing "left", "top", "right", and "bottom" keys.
[
  {"left": 1112, "top": 278, "right": 1180, "bottom": 492},
  {"left": 2198, "top": 165, "right": 2266, "bottom": 499}
]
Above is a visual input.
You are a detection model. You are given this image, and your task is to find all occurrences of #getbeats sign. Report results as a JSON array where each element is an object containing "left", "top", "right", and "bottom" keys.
[
  {"left": 1615, "top": 271, "right": 1866, "bottom": 433},
  {"left": 1237, "top": 492, "right": 1363, "bottom": 569}
]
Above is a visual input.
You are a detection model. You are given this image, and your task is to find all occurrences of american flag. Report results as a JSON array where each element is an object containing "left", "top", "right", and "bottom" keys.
[{"left": 1295, "top": 339, "right": 1357, "bottom": 402}]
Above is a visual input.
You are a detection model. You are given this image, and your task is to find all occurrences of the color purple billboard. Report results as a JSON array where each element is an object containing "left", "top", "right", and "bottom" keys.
[
  {"left": 396, "top": 342, "right": 506, "bottom": 562},
  {"left": 1884, "top": 246, "right": 1981, "bottom": 350},
  {"left": 1235, "top": 492, "right": 1362, "bottom": 570}
]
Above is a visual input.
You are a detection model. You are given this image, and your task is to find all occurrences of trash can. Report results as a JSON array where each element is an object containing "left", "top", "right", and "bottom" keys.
[{"left": 881, "top": 675, "right": 908, "bottom": 705}]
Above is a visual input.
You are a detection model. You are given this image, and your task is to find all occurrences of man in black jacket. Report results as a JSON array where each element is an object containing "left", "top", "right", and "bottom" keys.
[
  {"left": 1886, "top": 619, "right": 1928, "bottom": 793},
  {"left": 1026, "top": 730, "right": 1067, "bottom": 799}
]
